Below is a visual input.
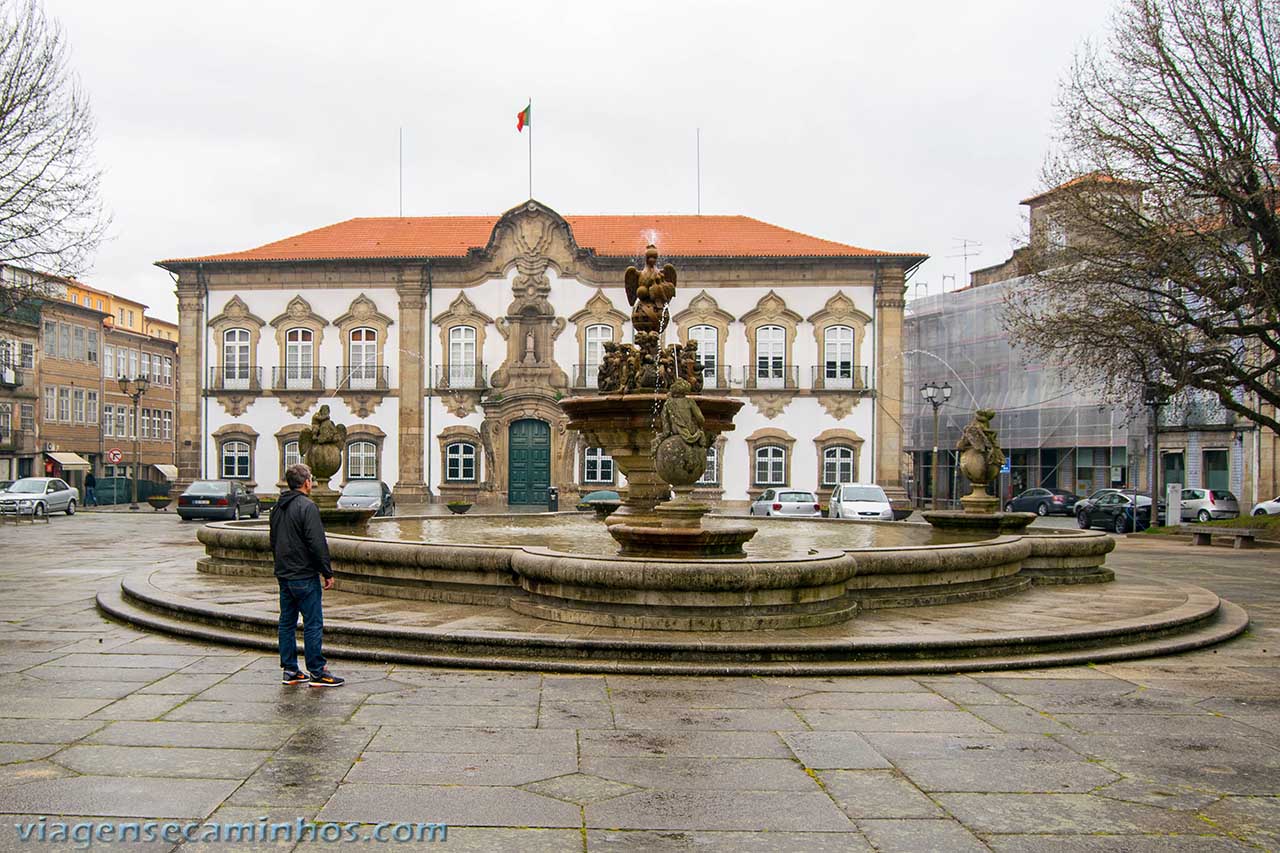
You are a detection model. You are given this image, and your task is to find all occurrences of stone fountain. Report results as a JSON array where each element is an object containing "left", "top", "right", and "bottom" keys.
[
  {"left": 922, "top": 408, "right": 1035, "bottom": 535},
  {"left": 559, "top": 245, "right": 756, "bottom": 556}
]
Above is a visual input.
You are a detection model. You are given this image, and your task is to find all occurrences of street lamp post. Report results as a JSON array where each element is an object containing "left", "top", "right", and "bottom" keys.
[
  {"left": 1142, "top": 381, "right": 1170, "bottom": 530},
  {"left": 920, "top": 381, "right": 953, "bottom": 510},
  {"left": 118, "top": 375, "right": 150, "bottom": 511}
]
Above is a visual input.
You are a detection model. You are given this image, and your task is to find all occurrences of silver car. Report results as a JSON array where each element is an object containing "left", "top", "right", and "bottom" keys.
[
  {"left": 1180, "top": 488, "right": 1240, "bottom": 522},
  {"left": 0, "top": 477, "right": 79, "bottom": 518},
  {"left": 749, "top": 488, "right": 821, "bottom": 517}
]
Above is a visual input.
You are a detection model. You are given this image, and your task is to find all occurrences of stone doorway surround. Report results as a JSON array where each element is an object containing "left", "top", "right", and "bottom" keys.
[{"left": 478, "top": 392, "right": 579, "bottom": 507}]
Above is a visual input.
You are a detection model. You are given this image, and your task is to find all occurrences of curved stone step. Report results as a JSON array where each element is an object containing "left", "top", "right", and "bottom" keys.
[{"left": 97, "top": 571, "right": 1249, "bottom": 676}]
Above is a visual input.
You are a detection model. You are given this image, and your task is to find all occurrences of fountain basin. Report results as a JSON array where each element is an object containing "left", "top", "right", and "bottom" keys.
[{"left": 194, "top": 513, "right": 1116, "bottom": 630}]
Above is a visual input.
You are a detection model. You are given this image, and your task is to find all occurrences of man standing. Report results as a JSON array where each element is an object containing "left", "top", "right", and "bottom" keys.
[
  {"left": 84, "top": 471, "right": 97, "bottom": 507},
  {"left": 269, "top": 463, "right": 344, "bottom": 687}
]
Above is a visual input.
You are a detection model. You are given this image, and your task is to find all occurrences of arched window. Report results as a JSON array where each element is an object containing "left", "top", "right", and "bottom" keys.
[
  {"left": 223, "top": 328, "right": 251, "bottom": 389},
  {"left": 282, "top": 440, "right": 301, "bottom": 472},
  {"left": 448, "top": 326, "right": 478, "bottom": 388},
  {"left": 349, "top": 327, "right": 378, "bottom": 389},
  {"left": 221, "top": 441, "right": 250, "bottom": 479},
  {"left": 755, "top": 325, "right": 786, "bottom": 388},
  {"left": 347, "top": 441, "right": 378, "bottom": 480},
  {"left": 445, "top": 442, "right": 476, "bottom": 482},
  {"left": 755, "top": 445, "right": 786, "bottom": 486},
  {"left": 583, "top": 447, "right": 614, "bottom": 484},
  {"left": 584, "top": 324, "right": 612, "bottom": 389},
  {"left": 823, "top": 325, "right": 855, "bottom": 389},
  {"left": 823, "top": 445, "right": 855, "bottom": 486},
  {"left": 689, "top": 325, "right": 718, "bottom": 389},
  {"left": 285, "top": 328, "right": 314, "bottom": 389},
  {"left": 697, "top": 445, "right": 719, "bottom": 485}
]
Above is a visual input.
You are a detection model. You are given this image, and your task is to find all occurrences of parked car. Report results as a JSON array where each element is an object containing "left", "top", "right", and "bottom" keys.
[
  {"left": 1251, "top": 496, "right": 1280, "bottom": 516},
  {"left": 0, "top": 480, "right": 13, "bottom": 493},
  {"left": 1077, "top": 492, "right": 1156, "bottom": 533},
  {"left": 1005, "top": 488, "right": 1079, "bottom": 516},
  {"left": 1072, "top": 488, "right": 1123, "bottom": 516},
  {"left": 829, "top": 483, "right": 894, "bottom": 520},
  {"left": 749, "top": 488, "right": 821, "bottom": 517},
  {"left": 0, "top": 477, "right": 78, "bottom": 517},
  {"left": 337, "top": 480, "right": 395, "bottom": 517},
  {"left": 177, "top": 480, "right": 261, "bottom": 521},
  {"left": 1180, "top": 488, "right": 1240, "bottom": 522}
]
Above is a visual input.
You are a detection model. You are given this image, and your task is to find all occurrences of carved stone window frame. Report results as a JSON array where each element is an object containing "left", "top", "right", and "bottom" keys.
[
  {"left": 739, "top": 291, "right": 802, "bottom": 392},
  {"left": 342, "top": 423, "right": 387, "bottom": 485},
  {"left": 814, "top": 427, "right": 866, "bottom": 496},
  {"left": 269, "top": 295, "right": 329, "bottom": 379},
  {"left": 275, "top": 423, "right": 308, "bottom": 488},
  {"left": 807, "top": 291, "right": 872, "bottom": 391},
  {"left": 691, "top": 433, "right": 728, "bottom": 504},
  {"left": 208, "top": 296, "right": 267, "bottom": 414},
  {"left": 673, "top": 290, "right": 734, "bottom": 388},
  {"left": 437, "top": 424, "right": 482, "bottom": 502},
  {"left": 212, "top": 423, "right": 259, "bottom": 491},
  {"left": 335, "top": 293, "right": 394, "bottom": 373},
  {"left": 435, "top": 292, "right": 493, "bottom": 382},
  {"left": 745, "top": 426, "right": 796, "bottom": 491},
  {"left": 568, "top": 290, "right": 628, "bottom": 385}
]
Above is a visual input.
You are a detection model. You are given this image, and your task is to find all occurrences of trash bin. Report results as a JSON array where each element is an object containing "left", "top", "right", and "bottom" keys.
[{"left": 547, "top": 487, "right": 559, "bottom": 513}]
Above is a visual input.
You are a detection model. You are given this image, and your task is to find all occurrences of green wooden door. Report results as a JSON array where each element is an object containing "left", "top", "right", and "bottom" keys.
[{"left": 508, "top": 418, "right": 551, "bottom": 505}]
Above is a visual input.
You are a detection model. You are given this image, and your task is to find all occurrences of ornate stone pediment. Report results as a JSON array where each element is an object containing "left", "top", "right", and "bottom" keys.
[
  {"left": 334, "top": 294, "right": 394, "bottom": 331},
  {"left": 739, "top": 290, "right": 803, "bottom": 329},
  {"left": 270, "top": 295, "right": 329, "bottom": 333},
  {"left": 209, "top": 295, "right": 265, "bottom": 330}
]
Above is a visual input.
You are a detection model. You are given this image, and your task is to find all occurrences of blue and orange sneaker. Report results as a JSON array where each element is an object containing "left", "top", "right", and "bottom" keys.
[
  {"left": 281, "top": 669, "right": 308, "bottom": 685},
  {"left": 308, "top": 669, "right": 345, "bottom": 688}
]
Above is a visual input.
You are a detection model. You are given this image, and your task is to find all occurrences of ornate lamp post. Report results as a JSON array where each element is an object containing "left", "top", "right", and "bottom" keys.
[
  {"left": 1142, "top": 381, "right": 1171, "bottom": 529},
  {"left": 920, "top": 381, "right": 952, "bottom": 510},
  {"left": 118, "top": 374, "right": 150, "bottom": 511}
]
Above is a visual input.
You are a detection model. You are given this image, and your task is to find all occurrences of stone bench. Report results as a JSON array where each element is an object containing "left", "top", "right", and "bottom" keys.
[{"left": 1179, "top": 524, "right": 1260, "bottom": 549}]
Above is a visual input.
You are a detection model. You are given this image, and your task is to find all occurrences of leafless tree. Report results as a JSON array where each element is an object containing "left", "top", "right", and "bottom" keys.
[
  {"left": 0, "top": 0, "right": 106, "bottom": 312},
  {"left": 1003, "top": 0, "right": 1280, "bottom": 433}
]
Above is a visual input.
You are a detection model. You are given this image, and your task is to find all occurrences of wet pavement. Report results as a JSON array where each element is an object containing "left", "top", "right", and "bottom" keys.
[{"left": 0, "top": 513, "right": 1277, "bottom": 851}]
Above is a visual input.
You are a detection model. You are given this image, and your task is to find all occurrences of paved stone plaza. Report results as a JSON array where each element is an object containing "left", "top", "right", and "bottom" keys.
[{"left": 0, "top": 513, "right": 1277, "bottom": 851}]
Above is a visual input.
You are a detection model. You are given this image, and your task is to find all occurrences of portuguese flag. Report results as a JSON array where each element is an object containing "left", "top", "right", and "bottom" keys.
[{"left": 516, "top": 102, "right": 531, "bottom": 132}]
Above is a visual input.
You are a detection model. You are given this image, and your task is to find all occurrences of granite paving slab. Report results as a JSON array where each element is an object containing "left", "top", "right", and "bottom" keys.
[
  {"left": 51, "top": 745, "right": 271, "bottom": 779},
  {"left": 317, "top": 782, "right": 581, "bottom": 827},
  {"left": 858, "top": 818, "right": 991, "bottom": 853},
  {"left": 0, "top": 775, "right": 240, "bottom": 819},
  {"left": 585, "top": 829, "right": 872, "bottom": 851},
  {"left": 346, "top": 750, "right": 576, "bottom": 786},
  {"left": 585, "top": 789, "right": 855, "bottom": 831}
]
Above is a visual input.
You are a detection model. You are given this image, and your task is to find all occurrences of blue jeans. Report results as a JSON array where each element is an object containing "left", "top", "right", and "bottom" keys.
[
  {"left": 278, "top": 576, "right": 325, "bottom": 674},
  {"left": 85, "top": 487, "right": 96, "bottom": 506}
]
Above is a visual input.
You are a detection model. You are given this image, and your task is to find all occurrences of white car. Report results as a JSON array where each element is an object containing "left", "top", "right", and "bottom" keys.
[
  {"left": 1252, "top": 496, "right": 1280, "bottom": 516},
  {"left": 829, "top": 483, "right": 894, "bottom": 520},
  {"left": 0, "top": 477, "right": 79, "bottom": 517}
]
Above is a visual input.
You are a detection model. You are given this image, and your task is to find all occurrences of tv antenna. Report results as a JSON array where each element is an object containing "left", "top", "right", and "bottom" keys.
[{"left": 948, "top": 237, "right": 983, "bottom": 284}]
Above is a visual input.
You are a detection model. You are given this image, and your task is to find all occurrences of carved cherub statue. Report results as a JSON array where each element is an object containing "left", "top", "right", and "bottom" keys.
[
  {"left": 956, "top": 408, "right": 1004, "bottom": 487},
  {"left": 653, "top": 378, "right": 710, "bottom": 488},
  {"left": 624, "top": 244, "right": 677, "bottom": 332},
  {"left": 678, "top": 341, "right": 704, "bottom": 392}
]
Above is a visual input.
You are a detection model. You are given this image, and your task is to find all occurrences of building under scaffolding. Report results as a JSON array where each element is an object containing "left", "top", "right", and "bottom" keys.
[{"left": 904, "top": 275, "right": 1150, "bottom": 506}]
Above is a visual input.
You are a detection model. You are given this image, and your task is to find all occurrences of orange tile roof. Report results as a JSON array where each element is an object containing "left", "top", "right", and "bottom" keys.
[
  {"left": 1020, "top": 172, "right": 1144, "bottom": 206},
  {"left": 160, "top": 215, "right": 924, "bottom": 264}
]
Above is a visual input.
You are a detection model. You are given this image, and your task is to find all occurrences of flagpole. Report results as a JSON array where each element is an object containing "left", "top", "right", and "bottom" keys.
[{"left": 527, "top": 97, "right": 533, "bottom": 199}]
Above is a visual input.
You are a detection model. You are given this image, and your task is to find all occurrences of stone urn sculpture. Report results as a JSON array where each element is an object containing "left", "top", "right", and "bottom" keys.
[
  {"left": 299, "top": 405, "right": 345, "bottom": 509},
  {"left": 922, "top": 408, "right": 1033, "bottom": 534}
]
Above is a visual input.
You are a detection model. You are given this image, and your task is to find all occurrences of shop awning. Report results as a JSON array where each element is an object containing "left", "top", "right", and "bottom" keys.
[
  {"left": 153, "top": 464, "right": 179, "bottom": 481},
  {"left": 46, "top": 452, "right": 90, "bottom": 470}
]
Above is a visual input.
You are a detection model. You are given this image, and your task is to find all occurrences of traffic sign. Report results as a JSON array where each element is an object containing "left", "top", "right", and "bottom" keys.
[{"left": 106, "top": 447, "right": 123, "bottom": 464}]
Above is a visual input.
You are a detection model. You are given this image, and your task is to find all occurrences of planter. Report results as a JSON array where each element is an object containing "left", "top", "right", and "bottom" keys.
[
  {"left": 146, "top": 495, "right": 173, "bottom": 511},
  {"left": 446, "top": 503, "right": 472, "bottom": 515}
]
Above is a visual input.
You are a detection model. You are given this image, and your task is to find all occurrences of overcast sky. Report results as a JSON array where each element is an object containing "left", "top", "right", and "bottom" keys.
[{"left": 47, "top": 0, "right": 1116, "bottom": 322}]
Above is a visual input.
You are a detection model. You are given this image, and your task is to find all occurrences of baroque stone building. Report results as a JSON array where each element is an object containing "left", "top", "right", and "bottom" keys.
[{"left": 159, "top": 201, "right": 923, "bottom": 505}]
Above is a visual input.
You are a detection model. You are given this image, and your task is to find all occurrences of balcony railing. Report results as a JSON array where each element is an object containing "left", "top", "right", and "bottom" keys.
[
  {"left": 271, "top": 366, "right": 327, "bottom": 391},
  {"left": 742, "top": 364, "right": 800, "bottom": 391},
  {"left": 695, "top": 365, "right": 733, "bottom": 391},
  {"left": 433, "top": 363, "right": 488, "bottom": 391},
  {"left": 0, "top": 428, "right": 34, "bottom": 453},
  {"left": 570, "top": 363, "right": 602, "bottom": 390},
  {"left": 812, "top": 364, "right": 871, "bottom": 391},
  {"left": 336, "top": 364, "right": 390, "bottom": 392},
  {"left": 0, "top": 364, "right": 26, "bottom": 389},
  {"left": 208, "top": 366, "right": 263, "bottom": 392}
]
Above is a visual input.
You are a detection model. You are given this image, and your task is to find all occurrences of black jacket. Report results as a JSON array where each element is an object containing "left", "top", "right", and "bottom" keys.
[{"left": 269, "top": 490, "right": 332, "bottom": 580}]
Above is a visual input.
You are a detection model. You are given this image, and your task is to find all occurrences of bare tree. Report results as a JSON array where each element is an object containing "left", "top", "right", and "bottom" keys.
[
  {"left": 0, "top": 0, "right": 106, "bottom": 311},
  {"left": 1004, "top": 0, "right": 1280, "bottom": 433}
]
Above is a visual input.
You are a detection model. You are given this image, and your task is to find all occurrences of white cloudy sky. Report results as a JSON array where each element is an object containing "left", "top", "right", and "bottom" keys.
[{"left": 47, "top": 0, "right": 1116, "bottom": 322}]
